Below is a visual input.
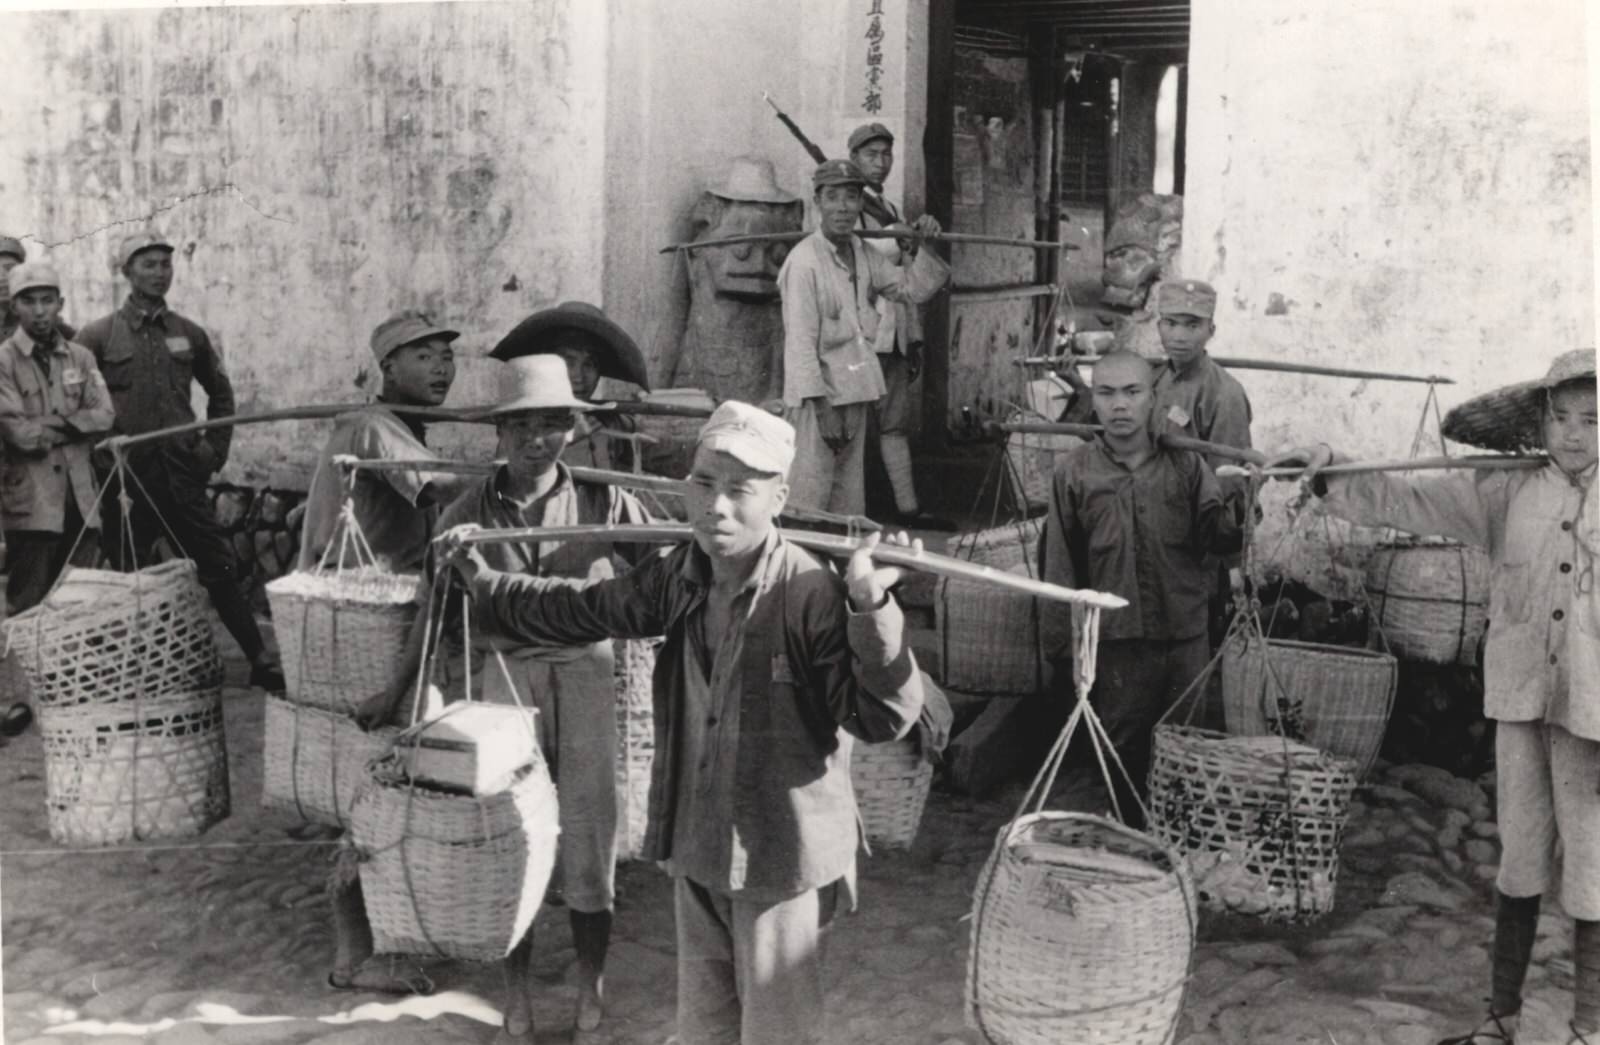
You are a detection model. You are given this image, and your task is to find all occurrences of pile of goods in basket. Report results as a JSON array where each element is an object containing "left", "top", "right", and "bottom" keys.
[
  {"left": 4, "top": 561, "right": 230, "bottom": 846},
  {"left": 351, "top": 694, "right": 559, "bottom": 961}
]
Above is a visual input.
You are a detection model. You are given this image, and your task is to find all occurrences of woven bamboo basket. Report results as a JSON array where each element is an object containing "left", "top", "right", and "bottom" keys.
[
  {"left": 1005, "top": 411, "right": 1082, "bottom": 513},
  {"left": 1221, "top": 634, "right": 1397, "bottom": 779},
  {"left": 851, "top": 735, "right": 934, "bottom": 851},
  {"left": 937, "top": 563, "right": 1046, "bottom": 696},
  {"left": 966, "top": 812, "right": 1196, "bottom": 1045},
  {"left": 1364, "top": 541, "right": 1490, "bottom": 666},
  {"left": 351, "top": 753, "right": 560, "bottom": 961},
  {"left": 37, "top": 689, "right": 229, "bottom": 847},
  {"left": 266, "top": 569, "right": 422, "bottom": 715},
  {"left": 262, "top": 697, "right": 400, "bottom": 828},
  {"left": 1148, "top": 726, "right": 1358, "bottom": 922},
  {"left": 5, "top": 561, "right": 222, "bottom": 707},
  {"left": 613, "top": 638, "right": 657, "bottom": 862},
  {"left": 952, "top": 519, "right": 1044, "bottom": 573}
]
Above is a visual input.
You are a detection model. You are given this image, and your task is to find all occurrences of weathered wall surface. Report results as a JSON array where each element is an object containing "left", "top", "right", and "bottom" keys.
[
  {"left": 1184, "top": 0, "right": 1593, "bottom": 590},
  {"left": 0, "top": 1, "right": 606, "bottom": 486}
]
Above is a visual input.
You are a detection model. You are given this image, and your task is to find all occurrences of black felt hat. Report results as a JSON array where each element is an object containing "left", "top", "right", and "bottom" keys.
[{"left": 488, "top": 301, "right": 651, "bottom": 391}]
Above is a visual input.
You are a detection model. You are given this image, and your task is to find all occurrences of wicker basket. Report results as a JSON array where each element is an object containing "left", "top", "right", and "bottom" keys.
[
  {"left": 262, "top": 697, "right": 400, "bottom": 827},
  {"left": 5, "top": 561, "right": 222, "bottom": 707},
  {"left": 351, "top": 754, "right": 560, "bottom": 961},
  {"left": 1221, "top": 634, "right": 1397, "bottom": 779},
  {"left": 966, "top": 812, "right": 1196, "bottom": 1045},
  {"left": 1148, "top": 726, "right": 1358, "bottom": 922},
  {"left": 37, "top": 689, "right": 230, "bottom": 847},
  {"left": 937, "top": 563, "right": 1046, "bottom": 696},
  {"left": 851, "top": 736, "right": 934, "bottom": 851},
  {"left": 1005, "top": 411, "right": 1082, "bottom": 513},
  {"left": 613, "top": 638, "right": 658, "bottom": 862},
  {"left": 951, "top": 519, "right": 1044, "bottom": 573},
  {"left": 266, "top": 569, "right": 421, "bottom": 715},
  {"left": 1364, "top": 541, "right": 1490, "bottom": 666}
]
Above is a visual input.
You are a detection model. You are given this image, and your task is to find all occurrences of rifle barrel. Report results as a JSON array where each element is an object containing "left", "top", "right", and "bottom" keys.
[{"left": 457, "top": 523, "right": 1126, "bottom": 609}]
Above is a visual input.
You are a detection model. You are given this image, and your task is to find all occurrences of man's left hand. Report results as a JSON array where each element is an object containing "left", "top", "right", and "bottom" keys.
[
  {"left": 846, "top": 531, "right": 922, "bottom": 611},
  {"left": 437, "top": 524, "right": 490, "bottom": 586},
  {"left": 910, "top": 215, "right": 942, "bottom": 243}
]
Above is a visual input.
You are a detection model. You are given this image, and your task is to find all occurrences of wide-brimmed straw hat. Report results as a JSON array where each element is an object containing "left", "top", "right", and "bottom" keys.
[
  {"left": 710, "top": 157, "right": 797, "bottom": 204},
  {"left": 1441, "top": 348, "right": 1596, "bottom": 453},
  {"left": 488, "top": 301, "right": 651, "bottom": 391},
  {"left": 486, "top": 354, "right": 604, "bottom": 418}
]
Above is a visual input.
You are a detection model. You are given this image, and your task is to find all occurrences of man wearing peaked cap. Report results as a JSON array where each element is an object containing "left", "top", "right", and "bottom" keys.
[
  {"left": 300, "top": 308, "right": 473, "bottom": 1000},
  {"left": 0, "top": 262, "right": 115, "bottom": 615},
  {"left": 358, "top": 354, "right": 654, "bottom": 1038},
  {"left": 846, "top": 123, "right": 955, "bottom": 530},
  {"left": 76, "top": 229, "right": 285, "bottom": 692},
  {"left": 434, "top": 397, "right": 926, "bottom": 1044},
  {"left": 777, "top": 158, "right": 949, "bottom": 517},
  {"left": 0, "top": 236, "right": 76, "bottom": 343},
  {"left": 1274, "top": 350, "right": 1599, "bottom": 1045}
]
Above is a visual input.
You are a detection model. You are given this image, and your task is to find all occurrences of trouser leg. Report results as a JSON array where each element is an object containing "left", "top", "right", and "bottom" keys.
[
  {"left": 1489, "top": 890, "right": 1542, "bottom": 1017},
  {"left": 829, "top": 404, "right": 869, "bottom": 518},
  {"left": 786, "top": 401, "right": 839, "bottom": 514},
  {"left": 732, "top": 883, "right": 833, "bottom": 1045},
  {"left": 875, "top": 353, "right": 918, "bottom": 514},
  {"left": 675, "top": 876, "right": 742, "bottom": 1045}
]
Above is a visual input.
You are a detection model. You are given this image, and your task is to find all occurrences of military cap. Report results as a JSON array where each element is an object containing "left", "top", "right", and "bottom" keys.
[
  {"left": 698, "top": 400, "right": 796, "bottom": 477},
  {"left": 0, "top": 236, "right": 25, "bottom": 263},
  {"left": 117, "top": 229, "right": 175, "bottom": 270},
  {"left": 1157, "top": 280, "right": 1217, "bottom": 319},
  {"left": 370, "top": 309, "right": 460, "bottom": 364},
  {"left": 848, "top": 122, "right": 895, "bottom": 153},
  {"left": 813, "top": 159, "right": 869, "bottom": 190},
  {"left": 6, "top": 262, "right": 61, "bottom": 299}
]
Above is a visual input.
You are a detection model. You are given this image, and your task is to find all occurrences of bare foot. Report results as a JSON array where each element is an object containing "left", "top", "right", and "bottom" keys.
[
  {"left": 496, "top": 1009, "right": 536, "bottom": 1043},
  {"left": 326, "top": 958, "right": 434, "bottom": 995},
  {"left": 576, "top": 966, "right": 603, "bottom": 1031}
]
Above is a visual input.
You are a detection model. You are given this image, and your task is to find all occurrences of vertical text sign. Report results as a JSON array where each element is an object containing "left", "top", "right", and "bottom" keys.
[{"left": 864, "top": 0, "right": 885, "bottom": 113}]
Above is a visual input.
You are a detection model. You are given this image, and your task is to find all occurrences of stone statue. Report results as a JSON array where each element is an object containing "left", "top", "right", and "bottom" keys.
[
  {"left": 672, "top": 158, "right": 803, "bottom": 403},
  {"left": 1101, "top": 193, "right": 1184, "bottom": 357}
]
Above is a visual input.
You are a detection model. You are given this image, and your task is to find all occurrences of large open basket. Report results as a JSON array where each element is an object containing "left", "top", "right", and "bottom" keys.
[
  {"left": 613, "top": 637, "right": 658, "bottom": 862},
  {"left": 262, "top": 697, "right": 400, "bottom": 828},
  {"left": 38, "top": 689, "right": 229, "bottom": 846},
  {"left": 1148, "top": 726, "right": 1358, "bottom": 921},
  {"left": 266, "top": 569, "right": 421, "bottom": 715},
  {"left": 937, "top": 520, "right": 1047, "bottom": 696},
  {"left": 5, "top": 561, "right": 222, "bottom": 707},
  {"left": 1221, "top": 633, "right": 1397, "bottom": 778},
  {"left": 967, "top": 813, "right": 1196, "bottom": 1045},
  {"left": 351, "top": 753, "right": 560, "bottom": 961},
  {"left": 1364, "top": 539, "right": 1489, "bottom": 666}
]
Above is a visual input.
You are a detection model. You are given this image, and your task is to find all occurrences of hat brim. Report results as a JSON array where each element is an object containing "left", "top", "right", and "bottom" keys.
[
  {"left": 710, "top": 185, "right": 798, "bottom": 205},
  {"left": 1442, "top": 371, "right": 1594, "bottom": 453},
  {"left": 699, "top": 432, "right": 789, "bottom": 476},
  {"left": 489, "top": 308, "right": 651, "bottom": 391},
  {"left": 379, "top": 325, "right": 461, "bottom": 361}
]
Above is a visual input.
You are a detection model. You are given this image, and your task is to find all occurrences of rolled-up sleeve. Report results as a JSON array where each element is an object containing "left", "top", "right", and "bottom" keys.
[{"left": 868, "top": 243, "right": 950, "bottom": 306}]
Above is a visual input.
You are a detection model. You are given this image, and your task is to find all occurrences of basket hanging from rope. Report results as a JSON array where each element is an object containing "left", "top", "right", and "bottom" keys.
[
  {"left": 966, "top": 604, "right": 1197, "bottom": 1045},
  {"left": 5, "top": 561, "right": 223, "bottom": 707},
  {"left": 1147, "top": 726, "right": 1357, "bottom": 921},
  {"left": 612, "top": 637, "right": 658, "bottom": 862},
  {"left": 850, "top": 673, "right": 944, "bottom": 852},
  {"left": 349, "top": 574, "right": 560, "bottom": 961},
  {"left": 264, "top": 494, "right": 423, "bottom": 715},
  {"left": 1221, "top": 632, "right": 1397, "bottom": 779},
  {"left": 1363, "top": 539, "right": 1489, "bottom": 666},
  {"left": 937, "top": 519, "right": 1047, "bottom": 697},
  {"left": 261, "top": 697, "right": 401, "bottom": 828},
  {"left": 38, "top": 690, "right": 229, "bottom": 846},
  {"left": 1003, "top": 381, "right": 1083, "bottom": 512}
]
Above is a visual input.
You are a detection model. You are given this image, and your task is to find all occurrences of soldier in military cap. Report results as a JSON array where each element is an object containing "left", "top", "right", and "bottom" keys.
[
  {"left": 777, "top": 158, "right": 949, "bottom": 517},
  {"left": 77, "top": 229, "right": 284, "bottom": 691},
  {"left": 0, "top": 236, "right": 77, "bottom": 343},
  {"left": 1150, "top": 280, "right": 1253, "bottom": 472},
  {"left": 846, "top": 123, "right": 954, "bottom": 529}
]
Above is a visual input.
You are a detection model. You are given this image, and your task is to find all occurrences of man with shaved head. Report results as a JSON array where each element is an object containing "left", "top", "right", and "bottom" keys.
[{"left": 1037, "top": 352, "right": 1245, "bottom": 823}]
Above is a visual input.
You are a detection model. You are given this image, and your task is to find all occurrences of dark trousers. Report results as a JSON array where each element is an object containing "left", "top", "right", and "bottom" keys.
[
  {"left": 99, "top": 447, "right": 264, "bottom": 662},
  {"left": 6, "top": 496, "right": 100, "bottom": 616},
  {"left": 1079, "top": 635, "right": 1212, "bottom": 824}
]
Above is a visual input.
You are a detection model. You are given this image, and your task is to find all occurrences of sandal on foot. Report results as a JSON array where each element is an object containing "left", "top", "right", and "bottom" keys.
[
  {"left": 327, "top": 961, "right": 434, "bottom": 995},
  {"left": 1438, "top": 1011, "right": 1519, "bottom": 1044}
]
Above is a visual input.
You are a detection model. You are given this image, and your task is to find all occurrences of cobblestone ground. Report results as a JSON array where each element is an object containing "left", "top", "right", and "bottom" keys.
[{"left": 0, "top": 649, "right": 1585, "bottom": 1045}]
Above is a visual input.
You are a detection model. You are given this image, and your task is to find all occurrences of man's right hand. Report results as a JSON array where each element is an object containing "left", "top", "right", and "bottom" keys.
[
  {"left": 810, "top": 397, "right": 848, "bottom": 451},
  {"left": 437, "top": 524, "right": 490, "bottom": 585}
]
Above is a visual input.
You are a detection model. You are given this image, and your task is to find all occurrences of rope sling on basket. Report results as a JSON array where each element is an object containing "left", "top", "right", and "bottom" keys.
[
  {"left": 348, "top": 570, "right": 559, "bottom": 962},
  {"left": 966, "top": 601, "right": 1199, "bottom": 1045},
  {"left": 264, "top": 462, "right": 423, "bottom": 716},
  {"left": 1363, "top": 382, "right": 1490, "bottom": 666},
  {"left": 4, "top": 448, "right": 229, "bottom": 846}
]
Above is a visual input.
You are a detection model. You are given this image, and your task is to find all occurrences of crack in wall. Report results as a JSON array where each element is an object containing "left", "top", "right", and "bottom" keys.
[{"left": 26, "top": 183, "right": 294, "bottom": 250}]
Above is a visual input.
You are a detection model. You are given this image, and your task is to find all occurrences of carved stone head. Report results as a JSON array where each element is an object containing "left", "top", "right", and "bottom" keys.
[{"left": 688, "top": 158, "right": 803, "bottom": 302}]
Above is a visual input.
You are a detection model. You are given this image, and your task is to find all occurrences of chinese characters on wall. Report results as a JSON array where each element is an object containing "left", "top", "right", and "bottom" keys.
[{"left": 864, "top": 0, "right": 884, "bottom": 113}]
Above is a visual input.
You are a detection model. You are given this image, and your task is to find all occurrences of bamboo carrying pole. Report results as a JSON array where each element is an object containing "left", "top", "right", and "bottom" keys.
[
  {"left": 334, "top": 457, "right": 882, "bottom": 532},
  {"left": 455, "top": 524, "right": 1128, "bottom": 609},
  {"left": 987, "top": 420, "right": 1269, "bottom": 466},
  {"left": 1015, "top": 354, "right": 1455, "bottom": 385},
  {"left": 95, "top": 398, "right": 715, "bottom": 452},
  {"left": 658, "top": 229, "right": 1070, "bottom": 254},
  {"left": 1216, "top": 455, "right": 1545, "bottom": 479}
]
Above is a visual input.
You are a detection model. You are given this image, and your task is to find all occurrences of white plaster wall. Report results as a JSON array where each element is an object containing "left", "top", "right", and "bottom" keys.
[
  {"left": 0, "top": 1, "right": 607, "bottom": 486},
  {"left": 1184, "top": 0, "right": 1593, "bottom": 590}
]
